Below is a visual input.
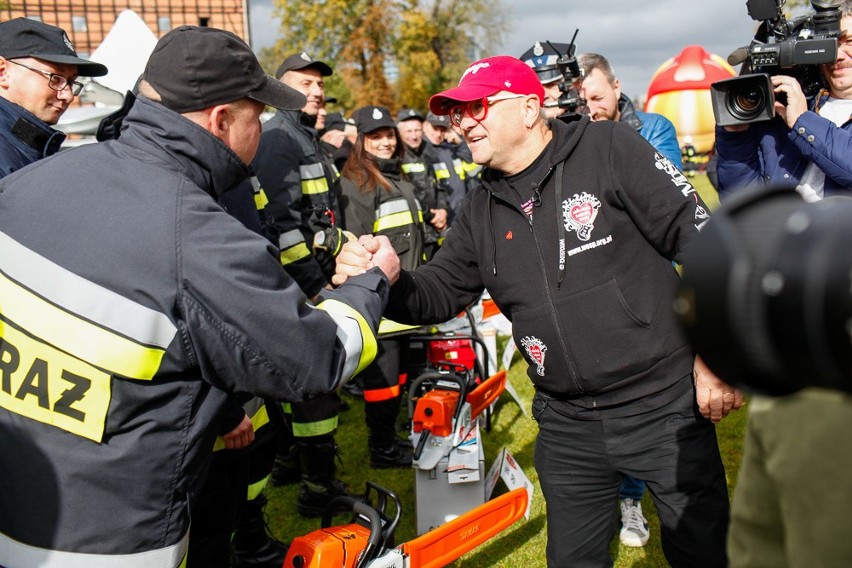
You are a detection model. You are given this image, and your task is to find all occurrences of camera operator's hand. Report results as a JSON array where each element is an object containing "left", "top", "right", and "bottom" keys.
[
  {"left": 772, "top": 75, "right": 808, "bottom": 129},
  {"left": 332, "top": 235, "right": 400, "bottom": 286},
  {"left": 694, "top": 355, "right": 743, "bottom": 423}
]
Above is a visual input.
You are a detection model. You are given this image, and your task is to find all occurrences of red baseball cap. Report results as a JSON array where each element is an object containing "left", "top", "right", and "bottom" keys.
[{"left": 429, "top": 55, "right": 545, "bottom": 115}]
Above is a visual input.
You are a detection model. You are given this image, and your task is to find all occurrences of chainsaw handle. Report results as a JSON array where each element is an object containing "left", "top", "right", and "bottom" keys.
[
  {"left": 321, "top": 497, "right": 384, "bottom": 567},
  {"left": 407, "top": 371, "right": 467, "bottom": 419},
  {"left": 413, "top": 428, "right": 430, "bottom": 461}
]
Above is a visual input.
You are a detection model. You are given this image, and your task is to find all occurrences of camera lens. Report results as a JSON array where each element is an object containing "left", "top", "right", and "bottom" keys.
[
  {"left": 728, "top": 87, "right": 766, "bottom": 120},
  {"left": 678, "top": 190, "right": 852, "bottom": 395}
]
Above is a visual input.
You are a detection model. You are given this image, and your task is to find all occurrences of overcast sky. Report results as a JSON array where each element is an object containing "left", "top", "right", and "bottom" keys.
[{"left": 247, "top": 0, "right": 762, "bottom": 100}]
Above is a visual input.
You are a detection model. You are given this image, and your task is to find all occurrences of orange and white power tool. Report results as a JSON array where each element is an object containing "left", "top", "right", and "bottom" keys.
[
  {"left": 281, "top": 481, "right": 528, "bottom": 568},
  {"left": 408, "top": 369, "right": 506, "bottom": 470}
]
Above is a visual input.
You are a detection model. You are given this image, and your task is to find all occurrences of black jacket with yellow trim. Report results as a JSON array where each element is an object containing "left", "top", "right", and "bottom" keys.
[
  {"left": 340, "top": 156, "right": 425, "bottom": 272},
  {"left": 0, "top": 96, "right": 385, "bottom": 561},
  {"left": 252, "top": 109, "right": 343, "bottom": 296}
]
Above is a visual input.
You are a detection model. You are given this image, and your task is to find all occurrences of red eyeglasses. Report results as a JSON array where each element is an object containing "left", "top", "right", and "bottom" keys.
[{"left": 448, "top": 93, "right": 527, "bottom": 126}]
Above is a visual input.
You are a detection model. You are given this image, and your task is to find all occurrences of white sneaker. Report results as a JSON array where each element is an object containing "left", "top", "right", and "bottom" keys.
[{"left": 619, "top": 498, "right": 650, "bottom": 547}]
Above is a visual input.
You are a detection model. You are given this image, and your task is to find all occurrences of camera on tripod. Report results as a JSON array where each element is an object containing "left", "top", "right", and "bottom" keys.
[{"left": 711, "top": 0, "right": 842, "bottom": 126}]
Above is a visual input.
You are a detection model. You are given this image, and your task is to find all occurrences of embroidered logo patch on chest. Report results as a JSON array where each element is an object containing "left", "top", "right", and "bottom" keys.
[{"left": 562, "top": 192, "right": 601, "bottom": 241}]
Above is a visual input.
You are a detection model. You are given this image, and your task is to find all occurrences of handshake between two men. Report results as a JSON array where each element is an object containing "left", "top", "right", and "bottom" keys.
[{"left": 333, "top": 236, "right": 401, "bottom": 287}]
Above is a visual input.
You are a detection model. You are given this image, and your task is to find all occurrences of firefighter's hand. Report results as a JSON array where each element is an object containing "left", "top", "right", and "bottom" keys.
[
  {"left": 222, "top": 414, "right": 255, "bottom": 450},
  {"left": 430, "top": 208, "right": 448, "bottom": 231},
  {"left": 332, "top": 235, "right": 399, "bottom": 286},
  {"left": 694, "top": 356, "right": 743, "bottom": 423}
]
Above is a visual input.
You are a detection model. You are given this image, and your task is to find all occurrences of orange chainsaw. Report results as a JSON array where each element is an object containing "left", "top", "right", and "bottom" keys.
[
  {"left": 408, "top": 369, "right": 506, "bottom": 470},
  {"left": 281, "top": 481, "right": 528, "bottom": 568}
]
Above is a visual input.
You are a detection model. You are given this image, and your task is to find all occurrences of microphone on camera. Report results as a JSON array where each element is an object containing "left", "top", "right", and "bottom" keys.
[{"left": 727, "top": 46, "right": 750, "bottom": 66}]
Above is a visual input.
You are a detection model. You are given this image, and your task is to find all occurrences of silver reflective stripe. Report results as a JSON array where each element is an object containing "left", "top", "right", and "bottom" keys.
[
  {"left": 299, "top": 163, "right": 325, "bottom": 180},
  {"left": 278, "top": 229, "right": 306, "bottom": 249},
  {"left": 250, "top": 175, "right": 262, "bottom": 193},
  {"left": 401, "top": 163, "right": 426, "bottom": 174},
  {"left": 0, "top": 230, "right": 176, "bottom": 349},
  {"left": 310, "top": 304, "right": 364, "bottom": 382},
  {"left": 375, "top": 198, "right": 413, "bottom": 218},
  {"left": 0, "top": 529, "right": 189, "bottom": 568}
]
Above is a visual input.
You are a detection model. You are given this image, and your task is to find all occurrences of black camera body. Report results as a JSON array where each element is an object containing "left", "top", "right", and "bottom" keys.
[
  {"left": 711, "top": 0, "right": 842, "bottom": 126},
  {"left": 546, "top": 34, "right": 586, "bottom": 115}
]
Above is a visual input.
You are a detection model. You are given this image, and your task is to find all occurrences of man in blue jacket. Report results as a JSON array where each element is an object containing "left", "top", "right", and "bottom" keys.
[
  {"left": 0, "top": 18, "right": 107, "bottom": 178},
  {"left": 715, "top": 1, "right": 852, "bottom": 199},
  {"left": 578, "top": 52, "right": 683, "bottom": 170}
]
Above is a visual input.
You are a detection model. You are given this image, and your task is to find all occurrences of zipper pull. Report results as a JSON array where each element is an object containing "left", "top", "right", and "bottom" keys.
[{"left": 532, "top": 185, "right": 542, "bottom": 207}]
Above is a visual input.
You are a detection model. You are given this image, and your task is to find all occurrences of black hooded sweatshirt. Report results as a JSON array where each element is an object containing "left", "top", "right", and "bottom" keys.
[{"left": 385, "top": 115, "right": 710, "bottom": 418}]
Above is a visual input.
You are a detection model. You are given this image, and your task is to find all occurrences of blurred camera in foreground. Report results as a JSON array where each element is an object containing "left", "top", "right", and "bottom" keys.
[{"left": 676, "top": 187, "right": 852, "bottom": 395}]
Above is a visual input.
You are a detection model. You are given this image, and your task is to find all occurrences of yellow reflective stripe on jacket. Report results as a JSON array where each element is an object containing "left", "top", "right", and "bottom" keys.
[
  {"left": 0, "top": 527, "right": 189, "bottom": 568},
  {"left": 401, "top": 163, "right": 426, "bottom": 174},
  {"left": 433, "top": 161, "right": 450, "bottom": 180},
  {"left": 299, "top": 163, "right": 329, "bottom": 196},
  {"left": 250, "top": 176, "right": 269, "bottom": 210},
  {"left": 0, "top": 231, "right": 176, "bottom": 380},
  {"left": 277, "top": 229, "right": 311, "bottom": 265},
  {"left": 378, "top": 318, "right": 421, "bottom": 336},
  {"left": 1, "top": 322, "right": 111, "bottom": 442},
  {"left": 463, "top": 161, "right": 483, "bottom": 178},
  {"left": 373, "top": 198, "right": 423, "bottom": 233},
  {"left": 313, "top": 299, "right": 377, "bottom": 381},
  {"left": 452, "top": 158, "right": 466, "bottom": 180}
]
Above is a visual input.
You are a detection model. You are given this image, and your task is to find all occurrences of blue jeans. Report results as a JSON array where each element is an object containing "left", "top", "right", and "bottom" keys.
[{"left": 620, "top": 474, "right": 645, "bottom": 500}]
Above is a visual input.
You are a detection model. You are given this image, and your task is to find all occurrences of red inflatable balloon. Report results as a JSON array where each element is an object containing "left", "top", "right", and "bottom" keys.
[{"left": 644, "top": 45, "right": 736, "bottom": 155}]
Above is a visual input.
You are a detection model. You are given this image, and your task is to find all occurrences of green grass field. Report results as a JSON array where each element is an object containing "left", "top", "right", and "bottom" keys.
[{"left": 264, "top": 173, "right": 746, "bottom": 567}]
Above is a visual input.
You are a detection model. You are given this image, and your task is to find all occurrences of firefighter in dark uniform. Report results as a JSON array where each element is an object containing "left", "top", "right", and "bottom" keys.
[
  {"left": 422, "top": 112, "right": 471, "bottom": 223},
  {"left": 396, "top": 108, "right": 449, "bottom": 260},
  {"left": 249, "top": 52, "right": 353, "bottom": 517},
  {"left": 340, "top": 105, "right": 427, "bottom": 468},
  {"left": 0, "top": 26, "right": 391, "bottom": 567}
]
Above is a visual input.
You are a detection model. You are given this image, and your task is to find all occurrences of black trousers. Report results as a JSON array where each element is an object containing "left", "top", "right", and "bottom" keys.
[{"left": 532, "top": 382, "right": 729, "bottom": 568}]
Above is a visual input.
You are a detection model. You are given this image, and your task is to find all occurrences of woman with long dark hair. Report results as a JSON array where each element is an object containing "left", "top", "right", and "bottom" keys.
[{"left": 340, "top": 105, "right": 426, "bottom": 468}]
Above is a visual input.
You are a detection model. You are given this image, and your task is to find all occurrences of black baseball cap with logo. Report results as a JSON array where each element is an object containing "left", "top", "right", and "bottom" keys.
[
  {"left": 397, "top": 108, "right": 425, "bottom": 123},
  {"left": 0, "top": 18, "right": 107, "bottom": 76},
  {"left": 275, "top": 52, "right": 333, "bottom": 79},
  {"left": 352, "top": 105, "right": 396, "bottom": 134},
  {"left": 142, "top": 26, "right": 306, "bottom": 113},
  {"left": 425, "top": 112, "right": 450, "bottom": 129}
]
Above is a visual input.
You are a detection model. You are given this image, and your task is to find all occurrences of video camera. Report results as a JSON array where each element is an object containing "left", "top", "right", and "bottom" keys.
[
  {"left": 711, "top": 0, "right": 843, "bottom": 126},
  {"left": 676, "top": 187, "right": 852, "bottom": 396},
  {"left": 520, "top": 33, "right": 586, "bottom": 117},
  {"left": 545, "top": 32, "right": 586, "bottom": 116}
]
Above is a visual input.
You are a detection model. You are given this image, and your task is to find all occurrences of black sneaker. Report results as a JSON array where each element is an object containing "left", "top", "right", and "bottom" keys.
[{"left": 370, "top": 439, "right": 413, "bottom": 469}]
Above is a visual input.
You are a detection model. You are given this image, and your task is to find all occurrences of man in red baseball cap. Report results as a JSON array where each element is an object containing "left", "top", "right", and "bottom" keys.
[{"left": 337, "top": 54, "right": 739, "bottom": 567}]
